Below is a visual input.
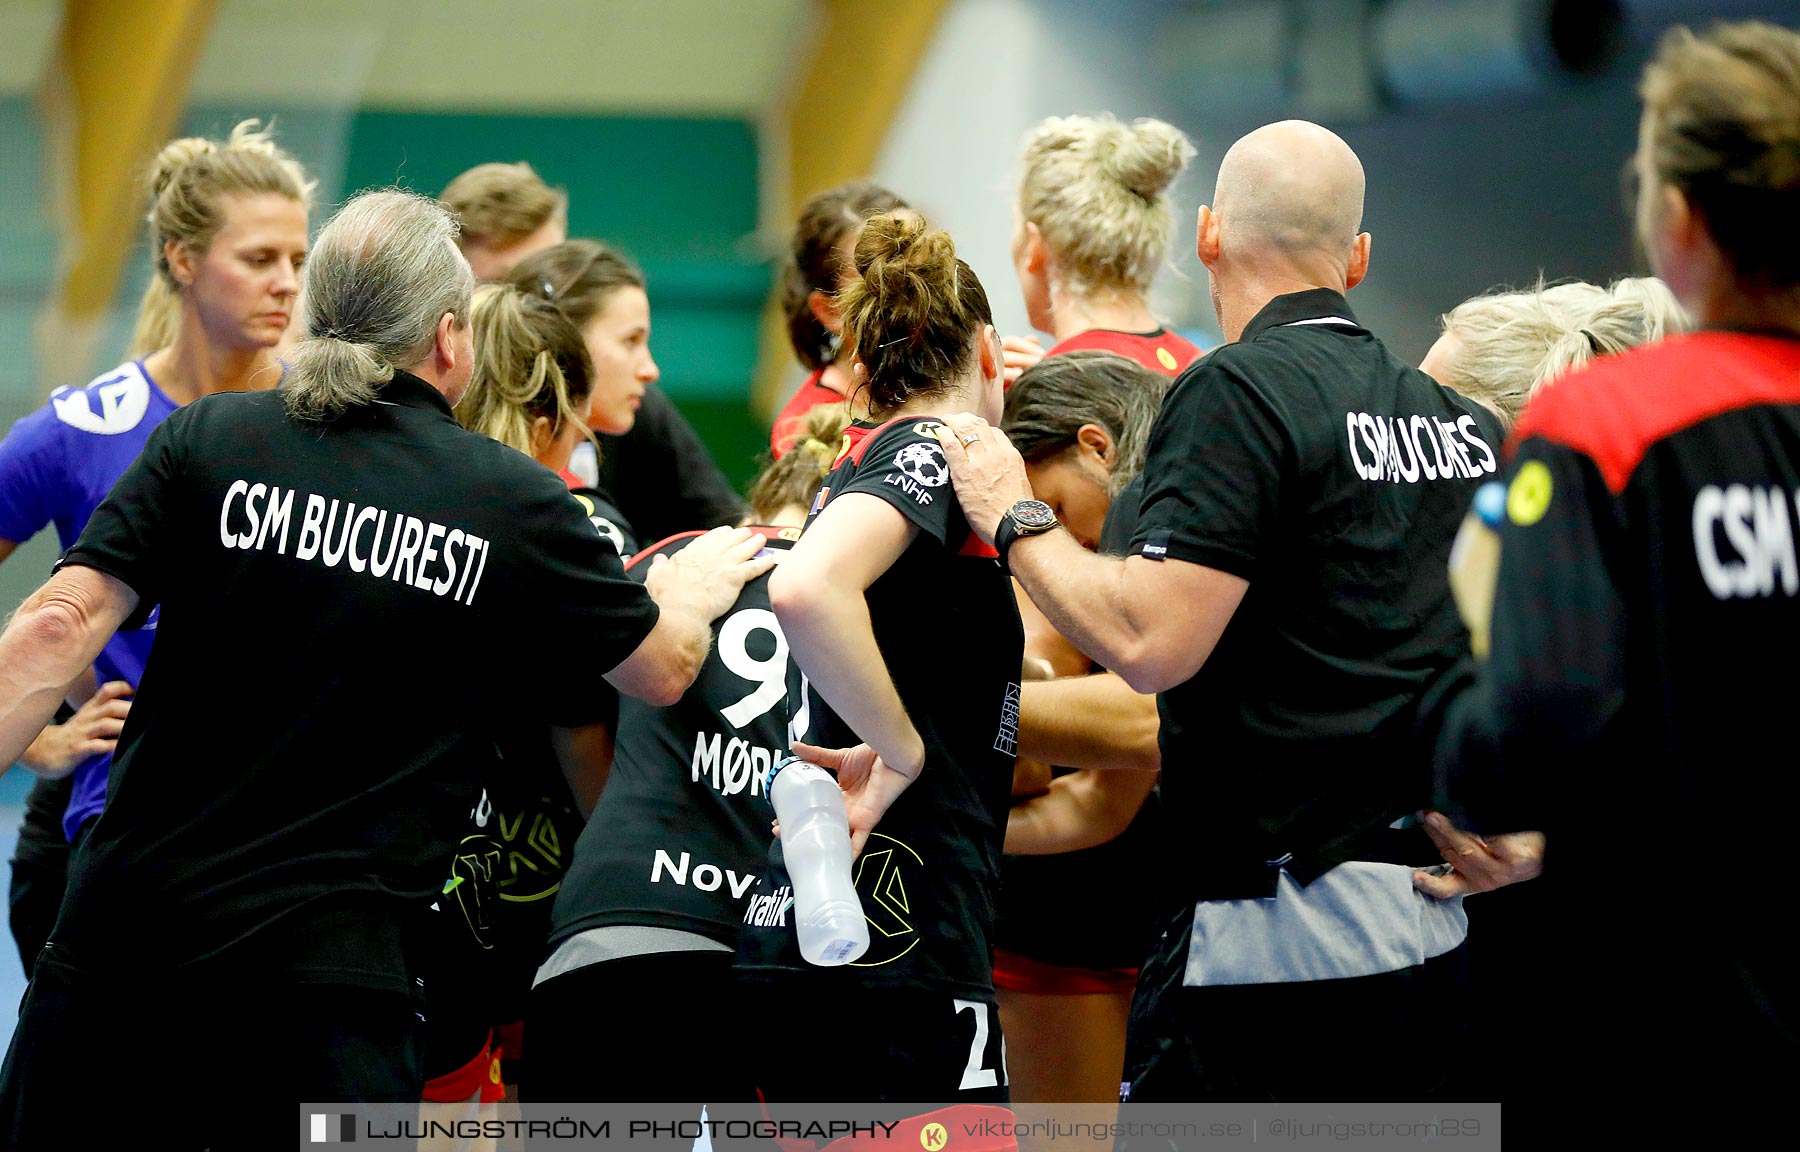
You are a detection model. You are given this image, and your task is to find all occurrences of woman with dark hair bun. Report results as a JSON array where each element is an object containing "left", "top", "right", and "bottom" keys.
[
  {"left": 737, "top": 211, "right": 1022, "bottom": 1109},
  {"left": 769, "top": 180, "right": 909, "bottom": 456}
]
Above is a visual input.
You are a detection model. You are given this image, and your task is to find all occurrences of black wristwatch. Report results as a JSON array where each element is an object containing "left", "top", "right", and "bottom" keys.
[{"left": 993, "top": 499, "right": 1059, "bottom": 568}]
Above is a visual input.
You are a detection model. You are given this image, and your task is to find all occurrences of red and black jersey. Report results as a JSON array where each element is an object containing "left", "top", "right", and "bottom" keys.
[
  {"left": 566, "top": 485, "right": 636, "bottom": 558},
  {"left": 1048, "top": 327, "right": 1204, "bottom": 377},
  {"left": 1428, "top": 330, "right": 1800, "bottom": 1095},
  {"left": 548, "top": 527, "right": 798, "bottom": 949},
  {"left": 770, "top": 368, "right": 849, "bottom": 458},
  {"left": 736, "top": 417, "right": 1025, "bottom": 1000}
]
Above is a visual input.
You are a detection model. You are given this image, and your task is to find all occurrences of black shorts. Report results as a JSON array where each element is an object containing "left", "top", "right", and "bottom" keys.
[
  {"left": 526, "top": 948, "right": 750, "bottom": 1104},
  {"left": 0, "top": 945, "right": 423, "bottom": 1151},
  {"left": 745, "top": 974, "right": 1010, "bottom": 1105}
]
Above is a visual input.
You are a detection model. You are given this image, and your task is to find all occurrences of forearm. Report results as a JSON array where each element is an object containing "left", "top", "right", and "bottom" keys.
[
  {"left": 0, "top": 573, "right": 131, "bottom": 768},
  {"left": 1008, "top": 531, "right": 1148, "bottom": 677},
  {"left": 551, "top": 721, "right": 616, "bottom": 819},
  {"left": 778, "top": 591, "right": 923, "bottom": 775},
  {"left": 1004, "top": 768, "right": 1156, "bottom": 855},
  {"left": 607, "top": 603, "right": 711, "bottom": 707},
  {"left": 1019, "top": 671, "right": 1160, "bottom": 772},
  {"left": 63, "top": 666, "right": 98, "bottom": 712}
]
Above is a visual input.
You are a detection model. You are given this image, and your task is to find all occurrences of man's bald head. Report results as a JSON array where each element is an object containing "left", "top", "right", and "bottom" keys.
[{"left": 1213, "top": 121, "right": 1365, "bottom": 261}]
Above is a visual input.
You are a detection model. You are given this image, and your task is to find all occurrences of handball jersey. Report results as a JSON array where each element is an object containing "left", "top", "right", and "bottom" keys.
[
  {"left": 996, "top": 476, "right": 1166, "bottom": 971},
  {"left": 736, "top": 417, "right": 1024, "bottom": 998},
  {"left": 426, "top": 487, "right": 640, "bottom": 1029},
  {"left": 0, "top": 361, "right": 177, "bottom": 840},
  {"left": 1429, "top": 330, "right": 1800, "bottom": 1090},
  {"left": 1047, "top": 328, "right": 1203, "bottom": 377},
  {"left": 549, "top": 527, "right": 798, "bottom": 949},
  {"left": 770, "top": 368, "right": 849, "bottom": 458}
]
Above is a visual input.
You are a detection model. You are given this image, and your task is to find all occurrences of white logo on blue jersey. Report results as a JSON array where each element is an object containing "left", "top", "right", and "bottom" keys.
[{"left": 52, "top": 367, "right": 152, "bottom": 436}]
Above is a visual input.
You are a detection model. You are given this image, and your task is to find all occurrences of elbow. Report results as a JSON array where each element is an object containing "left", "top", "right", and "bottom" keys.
[
  {"left": 10, "top": 597, "right": 86, "bottom": 655},
  {"left": 768, "top": 563, "right": 826, "bottom": 634},
  {"left": 646, "top": 639, "right": 705, "bottom": 707},
  {"left": 1114, "top": 641, "right": 1185, "bottom": 696},
  {"left": 640, "top": 670, "right": 689, "bottom": 709}
]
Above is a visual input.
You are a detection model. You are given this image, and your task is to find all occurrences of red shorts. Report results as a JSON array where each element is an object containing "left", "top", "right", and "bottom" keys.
[
  {"left": 421, "top": 1029, "right": 506, "bottom": 1105},
  {"left": 495, "top": 1019, "right": 524, "bottom": 1065},
  {"left": 992, "top": 948, "right": 1138, "bottom": 995}
]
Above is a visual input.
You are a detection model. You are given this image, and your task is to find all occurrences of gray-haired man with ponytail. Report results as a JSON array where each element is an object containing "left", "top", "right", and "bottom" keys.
[{"left": 0, "top": 188, "right": 771, "bottom": 1146}]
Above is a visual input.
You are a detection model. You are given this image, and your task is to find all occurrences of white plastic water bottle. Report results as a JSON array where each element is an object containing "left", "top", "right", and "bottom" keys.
[{"left": 768, "top": 756, "right": 869, "bottom": 966}]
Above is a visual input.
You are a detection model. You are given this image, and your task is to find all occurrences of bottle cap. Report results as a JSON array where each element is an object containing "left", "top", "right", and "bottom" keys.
[
  {"left": 766, "top": 754, "right": 803, "bottom": 810},
  {"left": 1472, "top": 481, "right": 1507, "bottom": 528}
]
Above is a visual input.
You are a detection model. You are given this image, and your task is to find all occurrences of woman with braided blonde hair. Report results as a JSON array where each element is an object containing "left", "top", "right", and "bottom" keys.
[{"left": 529, "top": 400, "right": 851, "bottom": 1107}]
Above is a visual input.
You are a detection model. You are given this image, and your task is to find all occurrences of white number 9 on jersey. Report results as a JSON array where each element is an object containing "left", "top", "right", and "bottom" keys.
[{"left": 716, "top": 608, "right": 789, "bottom": 728}]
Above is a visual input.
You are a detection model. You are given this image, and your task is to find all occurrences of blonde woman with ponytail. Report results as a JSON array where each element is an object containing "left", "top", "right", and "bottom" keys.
[
  {"left": 1006, "top": 113, "right": 1202, "bottom": 381},
  {"left": 458, "top": 284, "right": 600, "bottom": 481},
  {"left": 0, "top": 120, "right": 310, "bottom": 960}
]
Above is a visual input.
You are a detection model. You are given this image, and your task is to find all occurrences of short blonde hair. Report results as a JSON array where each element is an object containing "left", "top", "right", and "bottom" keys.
[
  {"left": 441, "top": 162, "right": 567, "bottom": 248},
  {"left": 1437, "top": 277, "right": 1690, "bottom": 426},
  {"left": 1017, "top": 114, "right": 1194, "bottom": 299},
  {"left": 129, "top": 119, "right": 314, "bottom": 357}
]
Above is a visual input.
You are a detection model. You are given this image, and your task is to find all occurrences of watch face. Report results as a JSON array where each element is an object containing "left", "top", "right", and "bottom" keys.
[{"left": 1012, "top": 499, "right": 1058, "bottom": 531}]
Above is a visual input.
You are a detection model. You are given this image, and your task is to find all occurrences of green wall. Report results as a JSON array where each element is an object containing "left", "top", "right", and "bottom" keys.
[
  {"left": 187, "top": 103, "right": 774, "bottom": 486},
  {"left": 0, "top": 99, "right": 773, "bottom": 614}
]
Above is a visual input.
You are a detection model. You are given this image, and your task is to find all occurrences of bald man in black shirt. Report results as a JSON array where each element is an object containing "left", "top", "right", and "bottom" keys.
[{"left": 935, "top": 121, "right": 1499, "bottom": 1103}]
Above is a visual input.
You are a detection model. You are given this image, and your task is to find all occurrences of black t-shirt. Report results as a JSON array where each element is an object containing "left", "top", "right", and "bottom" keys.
[
  {"left": 50, "top": 372, "right": 661, "bottom": 990},
  {"left": 569, "top": 484, "right": 637, "bottom": 559},
  {"left": 736, "top": 417, "right": 1024, "bottom": 999},
  {"left": 1130, "top": 289, "right": 1503, "bottom": 900},
  {"left": 997, "top": 476, "right": 1166, "bottom": 970},
  {"left": 595, "top": 384, "right": 744, "bottom": 542},
  {"left": 550, "top": 526, "right": 798, "bottom": 950},
  {"left": 424, "top": 485, "right": 640, "bottom": 1024},
  {"left": 1426, "top": 331, "right": 1800, "bottom": 1087}
]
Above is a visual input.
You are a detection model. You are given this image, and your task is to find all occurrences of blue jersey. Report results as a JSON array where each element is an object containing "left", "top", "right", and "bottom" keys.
[{"left": 0, "top": 361, "right": 176, "bottom": 840}]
